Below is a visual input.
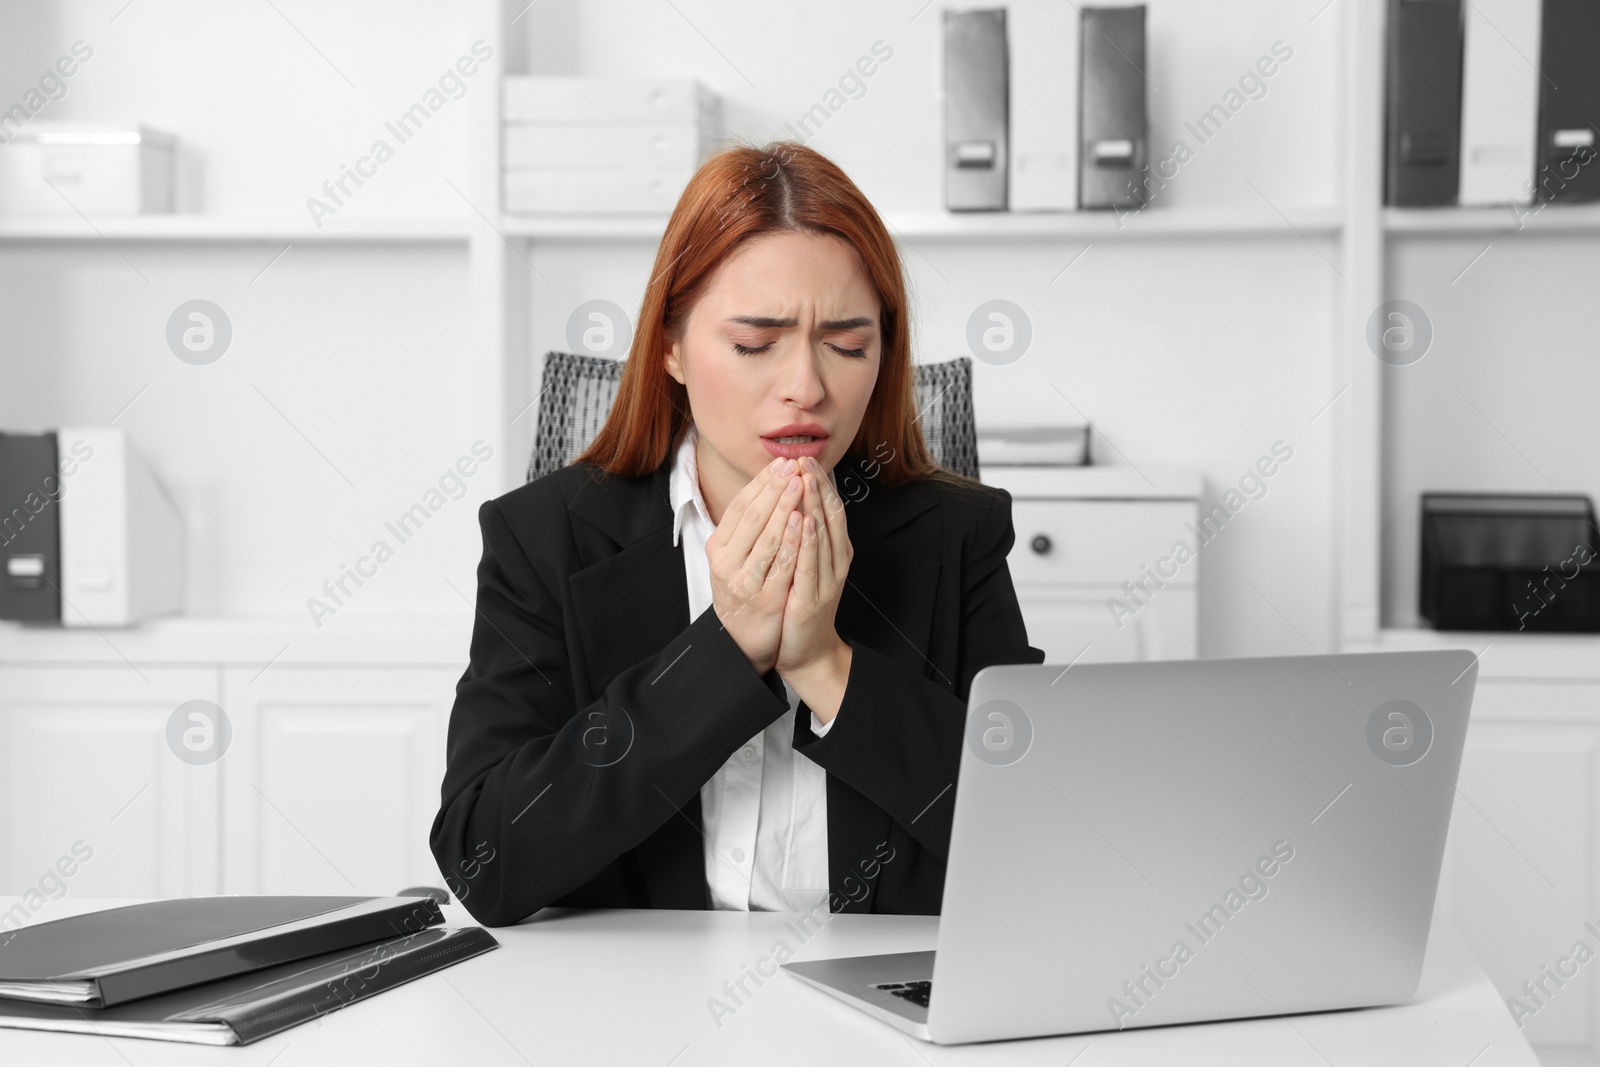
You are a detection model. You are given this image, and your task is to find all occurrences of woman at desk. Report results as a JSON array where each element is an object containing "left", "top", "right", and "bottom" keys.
[{"left": 431, "top": 141, "right": 1044, "bottom": 927}]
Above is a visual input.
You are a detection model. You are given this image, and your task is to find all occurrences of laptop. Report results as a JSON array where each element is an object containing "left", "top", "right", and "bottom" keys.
[{"left": 781, "top": 648, "right": 1479, "bottom": 1044}]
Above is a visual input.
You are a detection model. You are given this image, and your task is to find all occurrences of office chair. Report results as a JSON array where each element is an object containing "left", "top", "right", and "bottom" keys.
[{"left": 525, "top": 350, "right": 979, "bottom": 482}]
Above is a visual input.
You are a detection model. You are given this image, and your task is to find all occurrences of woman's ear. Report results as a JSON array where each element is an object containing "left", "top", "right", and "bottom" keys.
[{"left": 664, "top": 341, "right": 686, "bottom": 386}]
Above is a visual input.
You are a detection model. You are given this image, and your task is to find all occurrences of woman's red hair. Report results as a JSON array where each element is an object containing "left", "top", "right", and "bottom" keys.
[{"left": 573, "top": 137, "right": 981, "bottom": 495}]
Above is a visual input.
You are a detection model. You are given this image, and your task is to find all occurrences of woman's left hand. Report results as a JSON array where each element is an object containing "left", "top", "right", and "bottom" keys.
[{"left": 774, "top": 455, "right": 853, "bottom": 675}]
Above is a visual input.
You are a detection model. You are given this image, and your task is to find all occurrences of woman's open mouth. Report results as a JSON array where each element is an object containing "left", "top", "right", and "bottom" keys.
[{"left": 761, "top": 429, "right": 829, "bottom": 460}]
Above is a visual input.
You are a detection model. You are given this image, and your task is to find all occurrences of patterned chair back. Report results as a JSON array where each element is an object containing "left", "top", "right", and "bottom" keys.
[{"left": 525, "top": 351, "right": 977, "bottom": 482}]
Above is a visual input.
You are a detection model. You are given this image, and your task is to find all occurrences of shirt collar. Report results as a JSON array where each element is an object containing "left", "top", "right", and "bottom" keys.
[{"left": 670, "top": 425, "right": 839, "bottom": 545}]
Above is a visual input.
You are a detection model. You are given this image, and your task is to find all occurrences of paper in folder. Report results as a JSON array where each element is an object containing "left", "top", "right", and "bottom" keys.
[
  {"left": 0, "top": 895, "right": 445, "bottom": 1007},
  {"left": 977, "top": 425, "right": 1091, "bottom": 467},
  {"left": 0, "top": 926, "right": 498, "bottom": 1045}
]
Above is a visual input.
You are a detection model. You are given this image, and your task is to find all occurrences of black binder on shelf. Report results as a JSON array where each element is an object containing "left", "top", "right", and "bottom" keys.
[
  {"left": 1535, "top": 0, "right": 1600, "bottom": 202},
  {"left": 943, "top": 7, "right": 1009, "bottom": 211},
  {"left": 0, "top": 926, "right": 498, "bottom": 1046},
  {"left": 0, "top": 430, "right": 62, "bottom": 621},
  {"left": 1419, "top": 493, "right": 1600, "bottom": 631},
  {"left": 1078, "top": 4, "right": 1147, "bottom": 209},
  {"left": 0, "top": 896, "right": 443, "bottom": 1007},
  {"left": 1384, "top": 0, "right": 1465, "bottom": 206}
]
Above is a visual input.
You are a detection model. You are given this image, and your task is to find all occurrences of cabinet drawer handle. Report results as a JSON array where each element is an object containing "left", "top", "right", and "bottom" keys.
[{"left": 1030, "top": 534, "right": 1052, "bottom": 555}]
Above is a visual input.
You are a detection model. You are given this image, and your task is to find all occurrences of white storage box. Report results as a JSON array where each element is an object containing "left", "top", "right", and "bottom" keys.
[
  {"left": 0, "top": 122, "right": 175, "bottom": 214},
  {"left": 504, "top": 169, "right": 691, "bottom": 214},
  {"left": 502, "top": 77, "right": 718, "bottom": 125},
  {"left": 504, "top": 123, "right": 708, "bottom": 170},
  {"left": 501, "top": 77, "right": 721, "bottom": 215}
]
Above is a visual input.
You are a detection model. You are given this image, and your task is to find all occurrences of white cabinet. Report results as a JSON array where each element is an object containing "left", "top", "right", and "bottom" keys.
[
  {"left": 0, "top": 618, "right": 468, "bottom": 901},
  {"left": 221, "top": 667, "right": 457, "bottom": 896},
  {"left": 1015, "top": 588, "right": 1198, "bottom": 664},
  {"left": 1355, "top": 632, "right": 1600, "bottom": 1062},
  {"left": 0, "top": 666, "right": 220, "bottom": 900},
  {"left": 991, "top": 467, "right": 1202, "bottom": 664},
  {"left": 1429, "top": 682, "right": 1600, "bottom": 1055}
]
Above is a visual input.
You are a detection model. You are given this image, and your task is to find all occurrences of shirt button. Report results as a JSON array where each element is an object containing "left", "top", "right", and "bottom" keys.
[
  {"left": 732, "top": 848, "right": 746, "bottom": 863},
  {"left": 741, "top": 745, "right": 756, "bottom": 762}
]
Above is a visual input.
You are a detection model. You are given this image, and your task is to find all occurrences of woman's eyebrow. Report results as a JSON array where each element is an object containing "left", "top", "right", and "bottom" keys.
[{"left": 726, "top": 314, "right": 876, "bottom": 331}]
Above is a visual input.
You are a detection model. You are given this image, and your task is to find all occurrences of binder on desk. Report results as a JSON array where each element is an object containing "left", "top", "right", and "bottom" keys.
[
  {"left": 1385, "top": 0, "right": 1465, "bottom": 205},
  {"left": 1535, "top": 0, "right": 1600, "bottom": 202},
  {"left": 0, "top": 896, "right": 442, "bottom": 1007},
  {"left": 1459, "top": 0, "right": 1541, "bottom": 204},
  {"left": 943, "top": 7, "right": 1009, "bottom": 211},
  {"left": 0, "top": 926, "right": 498, "bottom": 1046},
  {"left": 1078, "top": 5, "right": 1147, "bottom": 210}
]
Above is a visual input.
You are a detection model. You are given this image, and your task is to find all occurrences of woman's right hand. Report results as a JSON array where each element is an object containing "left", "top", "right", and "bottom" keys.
[{"left": 706, "top": 456, "right": 805, "bottom": 677}]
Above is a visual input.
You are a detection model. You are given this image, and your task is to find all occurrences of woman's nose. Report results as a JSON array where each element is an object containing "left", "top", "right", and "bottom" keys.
[{"left": 779, "top": 347, "right": 827, "bottom": 406}]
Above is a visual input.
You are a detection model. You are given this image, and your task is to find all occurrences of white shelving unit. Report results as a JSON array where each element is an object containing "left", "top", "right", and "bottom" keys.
[
  {"left": 497, "top": 205, "right": 1346, "bottom": 242},
  {"left": 1385, "top": 203, "right": 1600, "bottom": 233},
  {"left": 13, "top": 1, "right": 1582, "bottom": 671}
]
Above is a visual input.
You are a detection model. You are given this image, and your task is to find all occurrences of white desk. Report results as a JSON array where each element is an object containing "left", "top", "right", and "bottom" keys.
[{"left": 0, "top": 899, "right": 1539, "bottom": 1065}]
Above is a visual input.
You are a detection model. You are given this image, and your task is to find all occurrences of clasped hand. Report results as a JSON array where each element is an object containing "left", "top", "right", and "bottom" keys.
[{"left": 705, "top": 454, "right": 853, "bottom": 678}]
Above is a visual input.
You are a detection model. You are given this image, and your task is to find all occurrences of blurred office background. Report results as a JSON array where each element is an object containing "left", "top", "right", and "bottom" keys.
[{"left": 0, "top": 1, "right": 1597, "bottom": 1059}]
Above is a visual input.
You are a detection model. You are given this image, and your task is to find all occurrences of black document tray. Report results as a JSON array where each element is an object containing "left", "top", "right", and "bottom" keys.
[{"left": 1420, "top": 493, "right": 1600, "bottom": 631}]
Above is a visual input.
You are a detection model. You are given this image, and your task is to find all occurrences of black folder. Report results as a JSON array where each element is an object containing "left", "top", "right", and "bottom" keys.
[
  {"left": 1385, "top": 0, "right": 1465, "bottom": 205},
  {"left": 0, "top": 896, "right": 443, "bottom": 1007},
  {"left": 1535, "top": 0, "right": 1600, "bottom": 202},
  {"left": 0, "top": 926, "right": 498, "bottom": 1045},
  {"left": 1078, "top": 5, "right": 1148, "bottom": 209},
  {"left": 943, "top": 7, "right": 1009, "bottom": 211},
  {"left": 0, "top": 430, "right": 63, "bottom": 621}
]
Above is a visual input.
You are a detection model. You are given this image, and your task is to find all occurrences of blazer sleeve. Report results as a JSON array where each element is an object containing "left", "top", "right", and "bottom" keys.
[
  {"left": 791, "top": 485, "right": 1045, "bottom": 862},
  {"left": 429, "top": 493, "right": 793, "bottom": 927}
]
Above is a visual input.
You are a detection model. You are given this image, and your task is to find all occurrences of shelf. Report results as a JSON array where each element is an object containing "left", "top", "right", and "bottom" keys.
[
  {"left": 0, "top": 614, "right": 472, "bottom": 666},
  {"left": 0, "top": 215, "right": 474, "bottom": 243},
  {"left": 887, "top": 207, "right": 1344, "bottom": 241},
  {"left": 500, "top": 206, "right": 1345, "bottom": 242},
  {"left": 1385, "top": 202, "right": 1600, "bottom": 235},
  {"left": 34, "top": 208, "right": 1332, "bottom": 244}
]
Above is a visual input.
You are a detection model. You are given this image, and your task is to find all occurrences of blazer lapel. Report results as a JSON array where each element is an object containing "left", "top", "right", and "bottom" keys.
[
  {"left": 832, "top": 454, "right": 942, "bottom": 681},
  {"left": 824, "top": 455, "right": 942, "bottom": 912},
  {"left": 566, "top": 463, "right": 686, "bottom": 697},
  {"left": 567, "top": 464, "right": 709, "bottom": 908}
]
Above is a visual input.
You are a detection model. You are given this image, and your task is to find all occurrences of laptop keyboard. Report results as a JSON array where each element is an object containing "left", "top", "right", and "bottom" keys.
[{"left": 875, "top": 980, "right": 931, "bottom": 1008}]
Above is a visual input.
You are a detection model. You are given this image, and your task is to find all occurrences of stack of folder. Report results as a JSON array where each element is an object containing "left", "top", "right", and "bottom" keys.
[
  {"left": 0, "top": 895, "right": 497, "bottom": 1045},
  {"left": 1387, "top": 0, "right": 1600, "bottom": 206},
  {"left": 942, "top": 4, "right": 1149, "bottom": 212}
]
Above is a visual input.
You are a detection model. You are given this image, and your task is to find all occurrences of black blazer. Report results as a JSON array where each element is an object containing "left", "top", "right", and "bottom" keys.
[{"left": 430, "top": 450, "right": 1045, "bottom": 927}]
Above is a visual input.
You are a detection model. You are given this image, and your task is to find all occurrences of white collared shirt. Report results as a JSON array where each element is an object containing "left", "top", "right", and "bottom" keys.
[{"left": 669, "top": 425, "right": 835, "bottom": 912}]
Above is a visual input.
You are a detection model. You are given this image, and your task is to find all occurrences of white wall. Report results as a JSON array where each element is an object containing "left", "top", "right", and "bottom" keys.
[{"left": 2, "top": 0, "right": 489, "bottom": 217}]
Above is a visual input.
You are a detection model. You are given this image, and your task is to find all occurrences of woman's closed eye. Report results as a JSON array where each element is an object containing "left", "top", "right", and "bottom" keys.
[{"left": 731, "top": 341, "right": 868, "bottom": 359}]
